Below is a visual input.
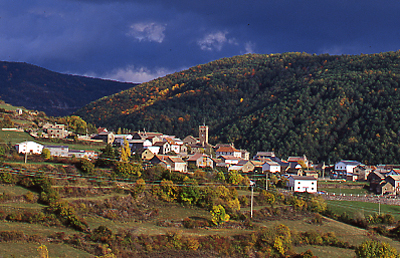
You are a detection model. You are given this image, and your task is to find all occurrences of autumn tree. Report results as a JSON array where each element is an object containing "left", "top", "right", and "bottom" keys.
[
  {"left": 355, "top": 240, "right": 399, "bottom": 258},
  {"left": 120, "top": 138, "right": 131, "bottom": 162},
  {"left": 210, "top": 205, "right": 230, "bottom": 225},
  {"left": 0, "top": 115, "right": 13, "bottom": 128},
  {"left": 178, "top": 178, "right": 200, "bottom": 205},
  {"left": 41, "top": 148, "right": 51, "bottom": 160},
  {"left": 227, "top": 170, "right": 244, "bottom": 185},
  {"left": 66, "top": 115, "right": 87, "bottom": 135},
  {"left": 113, "top": 162, "right": 142, "bottom": 178},
  {"left": 152, "top": 179, "right": 178, "bottom": 202}
]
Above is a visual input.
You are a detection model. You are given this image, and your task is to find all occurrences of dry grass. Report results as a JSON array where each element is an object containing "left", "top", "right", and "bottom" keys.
[
  {"left": 0, "top": 242, "right": 93, "bottom": 258},
  {"left": 0, "top": 184, "right": 33, "bottom": 196},
  {"left": 294, "top": 245, "right": 355, "bottom": 258}
]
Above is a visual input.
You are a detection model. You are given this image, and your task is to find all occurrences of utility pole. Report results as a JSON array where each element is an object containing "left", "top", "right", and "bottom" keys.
[
  {"left": 250, "top": 184, "right": 254, "bottom": 218},
  {"left": 265, "top": 172, "right": 268, "bottom": 191},
  {"left": 249, "top": 179, "right": 255, "bottom": 218}
]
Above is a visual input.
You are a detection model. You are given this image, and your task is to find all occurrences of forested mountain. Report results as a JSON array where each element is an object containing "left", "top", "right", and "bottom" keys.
[
  {"left": 76, "top": 51, "right": 400, "bottom": 164},
  {"left": 0, "top": 61, "right": 135, "bottom": 116}
]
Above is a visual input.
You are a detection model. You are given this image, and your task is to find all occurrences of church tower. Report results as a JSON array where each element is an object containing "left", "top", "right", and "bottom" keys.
[{"left": 199, "top": 125, "right": 208, "bottom": 147}]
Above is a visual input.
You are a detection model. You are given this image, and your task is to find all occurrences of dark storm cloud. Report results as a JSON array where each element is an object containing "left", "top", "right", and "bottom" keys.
[{"left": 1, "top": 0, "right": 399, "bottom": 82}]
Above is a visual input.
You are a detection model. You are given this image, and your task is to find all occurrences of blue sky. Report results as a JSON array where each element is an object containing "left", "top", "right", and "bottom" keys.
[{"left": 1, "top": 0, "right": 399, "bottom": 83}]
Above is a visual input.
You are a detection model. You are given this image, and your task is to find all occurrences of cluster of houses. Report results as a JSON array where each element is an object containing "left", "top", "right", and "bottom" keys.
[
  {"left": 331, "top": 160, "right": 400, "bottom": 195},
  {"left": 15, "top": 124, "right": 321, "bottom": 193},
  {"left": 13, "top": 120, "right": 400, "bottom": 196}
]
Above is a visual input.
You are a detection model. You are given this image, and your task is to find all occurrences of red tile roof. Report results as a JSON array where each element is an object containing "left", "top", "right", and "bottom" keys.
[{"left": 216, "top": 146, "right": 240, "bottom": 153}]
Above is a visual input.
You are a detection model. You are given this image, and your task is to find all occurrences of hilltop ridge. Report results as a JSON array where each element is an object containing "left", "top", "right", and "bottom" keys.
[{"left": 0, "top": 61, "right": 136, "bottom": 117}]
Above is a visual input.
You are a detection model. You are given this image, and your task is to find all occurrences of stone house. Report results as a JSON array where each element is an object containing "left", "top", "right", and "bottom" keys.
[
  {"left": 367, "top": 172, "right": 385, "bottom": 193},
  {"left": 187, "top": 153, "right": 214, "bottom": 169},
  {"left": 47, "top": 124, "right": 67, "bottom": 139},
  {"left": 136, "top": 148, "right": 155, "bottom": 160},
  {"left": 167, "top": 156, "right": 187, "bottom": 173},
  {"left": 385, "top": 175, "right": 400, "bottom": 194},
  {"left": 242, "top": 160, "right": 264, "bottom": 173}
]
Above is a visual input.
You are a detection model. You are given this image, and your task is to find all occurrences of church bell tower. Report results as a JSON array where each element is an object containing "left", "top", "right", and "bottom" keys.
[{"left": 199, "top": 125, "right": 208, "bottom": 147}]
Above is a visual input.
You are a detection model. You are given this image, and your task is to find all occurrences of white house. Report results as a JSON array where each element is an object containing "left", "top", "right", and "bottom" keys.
[
  {"left": 166, "top": 140, "right": 181, "bottom": 154},
  {"left": 146, "top": 145, "right": 161, "bottom": 155},
  {"left": 228, "top": 165, "right": 243, "bottom": 171},
  {"left": 44, "top": 145, "right": 69, "bottom": 157},
  {"left": 114, "top": 134, "right": 133, "bottom": 146},
  {"left": 16, "top": 141, "right": 44, "bottom": 154},
  {"left": 334, "top": 160, "right": 362, "bottom": 179},
  {"left": 220, "top": 155, "right": 241, "bottom": 165},
  {"left": 262, "top": 160, "right": 280, "bottom": 173},
  {"left": 154, "top": 141, "right": 171, "bottom": 155},
  {"left": 287, "top": 176, "right": 317, "bottom": 193},
  {"left": 215, "top": 146, "right": 242, "bottom": 158}
]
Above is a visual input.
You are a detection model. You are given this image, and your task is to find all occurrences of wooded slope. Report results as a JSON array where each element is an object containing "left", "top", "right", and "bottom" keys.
[{"left": 76, "top": 51, "right": 400, "bottom": 164}]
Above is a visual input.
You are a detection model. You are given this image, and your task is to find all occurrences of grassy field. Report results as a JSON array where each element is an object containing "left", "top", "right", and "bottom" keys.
[
  {"left": 0, "top": 131, "right": 34, "bottom": 144},
  {"left": 0, "top": 185, "right": 33, "bottom": 196},
  {"left": 320, "top": 187, "right": 369, "bottom": 195},
  {"left": 294, "top": 245, "right": 355, "bottom": 258},
  {"left": 0, "top": 242, "right": 93, "bottom": 258},
  {"left": 318, "top": 180, "right": 366, "bottom": 185},
  {"left": 2, "top": 180, "right": 400, "bottom": 257},
  {"left": 327, "top": 200, "right": 400, "bottom": 220},
  {"left": 0, "top": 103, "right": 25, "bottom": 111}
]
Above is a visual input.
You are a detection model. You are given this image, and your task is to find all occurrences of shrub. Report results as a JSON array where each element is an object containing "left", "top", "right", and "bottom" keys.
[
  {"left": 79, "top": 159, "right": 95, "bottom": 174},
  {"left": 24, "top": 191, "right": 35, "bottom": 203},
  {"left": 41, "top": 148, "right": 51, "bottom": 160},
  {"left": 47, "top": 201, "right": 88, "bottom": 231},
  {"left": 239, "top": 195, "right": 249, "bottom": 206},
  {"left": 130, "top": 178, "right": 146, "bottom": 199},
  {"left": 310, "top": 213, "right": 323, "bottom": 225},
  {"left": 90, "top": 226, "right": 114, "bottom": 243},
  {"left": 355, "top": 240, "right": 399, "bottom": 258},
  {"left": 258, "top": 190, "right": 276, "bottom": 206},
  {"left": 0, "top": 173, "right": 17, "bottom": 184},
  {"left": 210, "top": 205, "right": 230, "bottom": 225}
]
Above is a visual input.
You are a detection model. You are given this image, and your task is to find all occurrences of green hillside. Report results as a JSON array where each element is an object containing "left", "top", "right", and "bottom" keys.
[
  {"left": 76, "top": 51, "right": 400, "bottom": 164},
  {"left": 0, "top": 61, "right": 135, "bottom": 117}
]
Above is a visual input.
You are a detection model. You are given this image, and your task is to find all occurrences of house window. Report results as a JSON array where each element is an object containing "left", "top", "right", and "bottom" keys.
[
  {"left": 311, "top": 188, "right": 314, "bottom": 190},
  {"left": 298, "top": 182, "right": 300, "bottom": 184},
  {"left": 297, "top": 187, "right": 300, "bottom": 189},
  {"left": 311, "top": 182, "right": 314, "bottom": 185}
]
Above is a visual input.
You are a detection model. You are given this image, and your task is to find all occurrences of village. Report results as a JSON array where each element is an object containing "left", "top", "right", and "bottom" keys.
[{"left": 11, "top": 117, "right": 400, "bottom": 197}]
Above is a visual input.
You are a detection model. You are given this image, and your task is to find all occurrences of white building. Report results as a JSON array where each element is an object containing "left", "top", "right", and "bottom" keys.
[
  {"left": 334, "top": 160, "right": 362, "bottom": 179},
  {"left": 146, "top": 146, "right": 161, "bottom": 155},
  {"left": 262, "top": 160, "right": 280, "bottom": 173},
  {"left": 44, "top": 145, "right": 69, "bottom": 157},
  {"left": 215, "top": 146, "right": 242, "bottom": 158},
  {"left": 287, "top": 175, "right": 317, "bottom": 193},
  {"left": 114, "top": 134, "right": 133, "bottom": 146},
  {"left": 16, "top": 141, "right": 43, "bottom": 154}
]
